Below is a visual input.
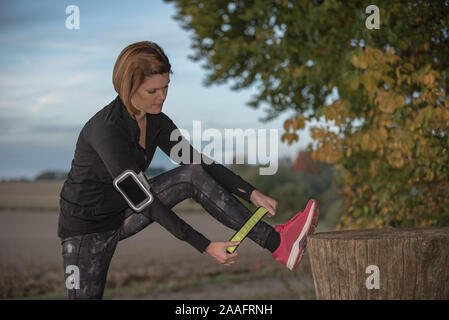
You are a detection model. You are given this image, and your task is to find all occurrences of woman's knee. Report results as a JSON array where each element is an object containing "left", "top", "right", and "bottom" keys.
[
  {"left": 164, "top": 164, "right": 209, "bottom": 185},
  {"left": 179, "top": 163, "right": 205, "bottom": 174},
  {"left": 151, "top": 164, "right": 199, "bottom": 187},
  {"left": 61, "top": 231, "right": 118, "bottom": 300}
]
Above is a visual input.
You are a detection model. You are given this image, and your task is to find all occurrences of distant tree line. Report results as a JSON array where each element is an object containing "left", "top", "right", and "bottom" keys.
[
  {"left": 228, "top": 154, "right": 342, "bottom": 226},
  {"left": 0, "top": 166, "right": 170, "bottom": 183}
]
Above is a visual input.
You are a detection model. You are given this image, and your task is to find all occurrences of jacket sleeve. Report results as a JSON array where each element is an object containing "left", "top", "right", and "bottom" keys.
[
  {"left": 84, "top": 121, "right": 141, "bottom": 179},
  {"left": 85, "top": 120, "right": 211, "bottom": 252},
  {"left": 156, "top": 114, "right": 257, "bottom": 204}
]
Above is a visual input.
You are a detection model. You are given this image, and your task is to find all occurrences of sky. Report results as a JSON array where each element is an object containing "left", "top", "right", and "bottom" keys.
[{"left": 0, "top": 0, "right": 314, "bottom": 180}]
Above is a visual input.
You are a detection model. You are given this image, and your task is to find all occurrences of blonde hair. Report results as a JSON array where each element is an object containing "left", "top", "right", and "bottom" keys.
[{"left": 112, "top": 41, "right": 172, "bottom": 116}]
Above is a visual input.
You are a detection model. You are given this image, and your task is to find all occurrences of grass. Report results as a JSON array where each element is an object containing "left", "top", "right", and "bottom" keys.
[
  {"left": 0, "top": 180, "right": 341, "bottom": 232},
  {"left": 12, "top": 266, "right": 315, "bottom": 300},
  {"left": 0, "top": 180, "right": 64, "bottom": 211},
  {"left": 0, "top": 180, "right": 329, "bottom": 301},
  {"left": 0, "top": 180, "right": 203, "bottom": 213}
]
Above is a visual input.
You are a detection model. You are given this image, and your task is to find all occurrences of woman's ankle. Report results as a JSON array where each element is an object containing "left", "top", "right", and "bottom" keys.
[{"left": 265, "top": 229, "right": 281, "bottom": 253}]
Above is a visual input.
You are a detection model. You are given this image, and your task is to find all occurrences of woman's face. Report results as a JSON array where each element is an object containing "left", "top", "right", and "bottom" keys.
[{"left": 131, "top": 73, "right": 170, "bottom": 116}]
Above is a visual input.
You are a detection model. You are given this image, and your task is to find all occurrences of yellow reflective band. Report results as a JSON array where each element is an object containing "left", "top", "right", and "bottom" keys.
[{"left": 226, "top": 207, "right": 269, "bottom": 254}]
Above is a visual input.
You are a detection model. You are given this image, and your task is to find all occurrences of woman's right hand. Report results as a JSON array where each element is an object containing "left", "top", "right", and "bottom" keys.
[{"left": 205, "top": 241, "right": 240, "bottom": 266}]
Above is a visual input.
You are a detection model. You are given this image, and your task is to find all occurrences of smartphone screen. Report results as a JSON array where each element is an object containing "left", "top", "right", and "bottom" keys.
[{"left": 116, "top": 175, "right": 148, "bottom": 206}]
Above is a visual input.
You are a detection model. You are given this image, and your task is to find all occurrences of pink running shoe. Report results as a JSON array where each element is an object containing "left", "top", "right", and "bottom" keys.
[{"left": 272, "top": 199, "right": 320, "bottom": 271}]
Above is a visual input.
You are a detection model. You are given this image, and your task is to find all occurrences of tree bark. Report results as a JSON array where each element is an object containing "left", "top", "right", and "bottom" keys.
[{"left": 307, "top": 227, "right": 449, "bottom": 299}]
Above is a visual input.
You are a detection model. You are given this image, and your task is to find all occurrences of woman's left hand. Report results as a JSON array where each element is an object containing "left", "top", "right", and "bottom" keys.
[{"left": 249, "top": 189, "right": 278, "bottom": 218}]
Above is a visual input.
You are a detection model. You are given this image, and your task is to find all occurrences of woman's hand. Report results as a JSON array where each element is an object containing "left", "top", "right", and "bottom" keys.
[
  {"left": 250, "top": 189, "right": 278, "bottom": 218},
  {"left": 205, "top": 241, "right": 240, "bottom": 266}
]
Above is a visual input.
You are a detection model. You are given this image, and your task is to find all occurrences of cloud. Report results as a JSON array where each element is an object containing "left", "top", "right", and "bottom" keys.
[
  {"left": 0, "top": 0, "right": 61, "bottom": 31},
  {"left": 30, "top": 92, "right": 60, "bottom": 112},
  {"left": 0, "top": 68, "right": 101, "bottom": 115}
]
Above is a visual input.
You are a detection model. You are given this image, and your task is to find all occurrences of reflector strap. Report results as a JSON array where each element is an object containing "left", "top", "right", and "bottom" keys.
[{"left": 226, "top": 207, "right": 269, "bottom": 254}]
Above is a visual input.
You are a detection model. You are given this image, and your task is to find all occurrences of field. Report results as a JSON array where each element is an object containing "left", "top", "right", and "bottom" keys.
[{"left": 0, "top": 180, "right": 319, "bottom": 300}]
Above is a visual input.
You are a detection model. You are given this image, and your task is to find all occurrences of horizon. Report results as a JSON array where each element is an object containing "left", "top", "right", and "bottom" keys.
[{"left": 0, "top": 0, "right": 331, "bottom": 180}]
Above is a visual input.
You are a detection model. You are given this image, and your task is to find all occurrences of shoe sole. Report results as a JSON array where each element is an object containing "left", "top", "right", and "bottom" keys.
[
  {"left": 291, "top": 201, "right": 320, "bottom": 270},
  {"left": 286, "top": 200, "right": 317, "bottom": 270}
]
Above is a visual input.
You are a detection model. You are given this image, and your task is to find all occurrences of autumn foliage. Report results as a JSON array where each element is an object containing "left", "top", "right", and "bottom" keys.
[
  {"left": 292, "top": 151, "right": 317, "bottom": 175},
  {"left": 166, "top": 0, "right": 449, "bottom": 228},
  {"left": 311, "top": 47, "right": 449, "bottom": 229}
]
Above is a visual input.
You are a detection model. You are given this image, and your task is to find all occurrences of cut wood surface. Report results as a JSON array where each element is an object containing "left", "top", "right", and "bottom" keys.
[{"left": 308, "top": 227, "right": 449, "bottom": 300}]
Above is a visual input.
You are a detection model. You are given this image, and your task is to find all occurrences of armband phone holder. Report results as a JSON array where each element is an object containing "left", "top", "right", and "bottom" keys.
[{"left": 113, "top": 169, "right": 154, "bottom": 212}]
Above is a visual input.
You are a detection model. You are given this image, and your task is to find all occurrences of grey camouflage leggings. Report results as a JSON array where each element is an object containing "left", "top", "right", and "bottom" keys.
[{"left": 60, "top": 164, "right": 275, "bottom": 299}]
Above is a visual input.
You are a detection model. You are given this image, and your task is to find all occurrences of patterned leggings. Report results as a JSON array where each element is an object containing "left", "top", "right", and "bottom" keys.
[{"left": 60, "top": 164, "right": 275, "bottom": 299}]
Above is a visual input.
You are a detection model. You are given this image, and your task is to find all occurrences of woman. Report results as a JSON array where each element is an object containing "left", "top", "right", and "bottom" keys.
[{"left": 58, "top": 41, "right": 319, "bottom": 299}]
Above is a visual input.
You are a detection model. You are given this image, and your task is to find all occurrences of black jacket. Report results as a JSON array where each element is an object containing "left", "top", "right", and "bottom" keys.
[{"left": 58, "top": 95, "right": 256, "bottom": 252}]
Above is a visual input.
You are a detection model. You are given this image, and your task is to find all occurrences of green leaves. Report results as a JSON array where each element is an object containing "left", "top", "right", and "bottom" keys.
[{"left": 165, "top": 0, "right": 449, "bottom": 229}]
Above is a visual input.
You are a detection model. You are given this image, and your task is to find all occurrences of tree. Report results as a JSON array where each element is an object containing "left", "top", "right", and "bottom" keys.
[
  {"left": 165, "top": 0, "right": 449, "bottom": 228},
  {"left": 292, "top": 151, "right": 317, "bottom": 175},
  {"left": 34, "top": 170, "right": 68, "bottom": 181}
]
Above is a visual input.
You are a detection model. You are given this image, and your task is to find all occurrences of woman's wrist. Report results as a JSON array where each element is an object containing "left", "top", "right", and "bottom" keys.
[{"left": 250, "top": 189, "right": 259, "bottom": 204}]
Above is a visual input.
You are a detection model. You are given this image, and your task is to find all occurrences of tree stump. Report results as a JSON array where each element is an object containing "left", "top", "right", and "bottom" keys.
[{"left": 307, "top": 227, "right": 449, "bottom": 299}]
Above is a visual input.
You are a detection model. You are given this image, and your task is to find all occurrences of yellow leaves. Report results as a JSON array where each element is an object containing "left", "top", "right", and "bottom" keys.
[
  {"left": 362, "top": 132, "right": 377, "bottom": 152},
  {"left": 378, "top": 114, "right": 394, "bottom": 128},
  {"left": 374, "top": 89, "right": 405, "bottom": 114},
  {"left": 309, "top": 127, "right": 342, "bottom": 164},
  {"left": 344, "top": 185, "right": 352, "bottom": 197},
  {"left": 284, "top": 116, "right": 306, "bottom": 132},
  {"left": 346, "top": 147, "right": 352, "bottom": 158},
  {"left": 395, "top": 95, "right": 405, "bottom": 108},
  {"left": 351, "top": 47, "right": 384, "bottom": 70},
  {"left": 361, "top": 132, "right": 370, "bottom": 146},
  {"left": 285, "top": 65, "right": 304, "bottom": 78},
  {"left": 351, "top": 54, "right": 367, "bottom": 69},
  {"left": 348, "top": 73, "right": 359, "bottom": 90},
  {"left": 375, "top": 90, "right": 396, "bottom": 113},
  {"left": 383, "top": 47, "right": 400, "bottom": 64},
  {"left": 359, "top": 127, "right": 389, "bottom": 155},
  {"left": 360, "top": 74, "right": 377, "bottom": 93},
  {"left": 411, "top": 105, "right": 446, "bottom": 131},
  {"left": 352, "top": 46, "right": 398, "bottom": 76},
  {"left": 375, "top": 218, "right": 384, "bottom": 227},
  {"left": 382, "top": 75, "right": 395, "bottom": 87},
  {"left": 417, "top": 67, "right": 440, "bottom": 87},
  {"left": 425, "top": 170, "right": 434, "bottom": 182},
  {"left": 350, "top": 55, "right": 359, "bottom": 68},
  {"left": 310, "top": 126, "right": 326, "bottom": 140},
  {"left": 420, "top": 219, "right": 430, "bottom": 227},
  {"left": 292, "top": 66, "right": 303, "bottom": 78},
  {"left": 281, "top": 116, "right": 307, "bottom": 145},
  {"left": 332, "top": 46, "right": 448, "bottom": 230},
  {"left": 395, "top": 66, "right": 401, "bottom": 79},
  {"left": 434, "top": 107, "right": 449, "bottom": 127},
  {"left": 423, "top": 73, "right": 436, "bottom": 87},
  {"left": 323, "top": 104, "right": 337, "bottom": 122},
  {"left": 357, "top": 125, "right": 414, "bottom": 170},
  {"left": 293, "top": 116, "right": 306, "bottom": 130},
  {"left": 378, "top": 127, "right": 388, "bottom": 140},
  {"left": 365, "top": 47, "right": 383, "bottom": 62},
  {"left": 280, "top": 132, "right": 298, "bottom": 145},
  {"left": 283, "top": 120, "right": 290, "bottom": 132},
  {"left": 387, "top": 150, "right": 405, "bottom": 168},
  {"left": 403, "top": 63, "right": 414, "bottom": 72},
  {"left": 369, "top": 161, "right": 377, "bottom": 178},
  {"left": 444, "top": 98, "right": 449, "bottom": 109},
  {"left": 323, "top": 100, "right": 349, "bottom": 126}
]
